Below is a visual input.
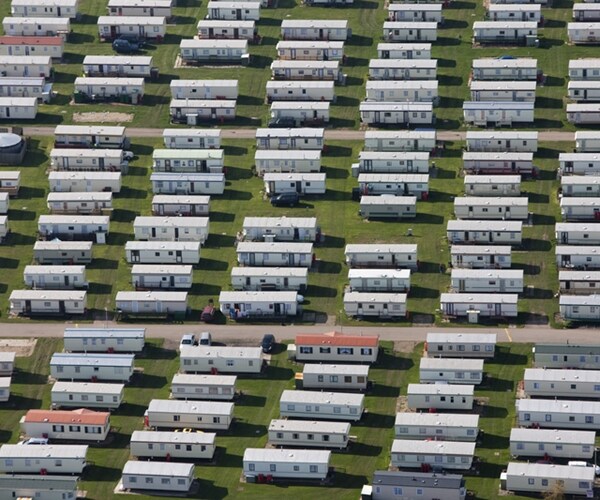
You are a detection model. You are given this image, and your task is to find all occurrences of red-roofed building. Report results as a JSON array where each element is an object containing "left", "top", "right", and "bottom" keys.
[
  {"left": 0, "top": 36, "right": 64, "bottom": 59},
  {"left": 293, "top": 331, "right": 379, "bottom": 363},
  {"left": 20, "top": 408, "right": 110, "bottom": 441}
]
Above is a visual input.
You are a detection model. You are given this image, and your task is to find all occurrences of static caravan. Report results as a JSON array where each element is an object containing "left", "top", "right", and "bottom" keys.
[
  {"left": 163, "top": 129, "right": 221, "bottom": 150},
  {"left": 454, "top": 197, "right": 529, "bottom": 220},
  {"left": 107, "top": 0, "right": 172, "bottom": 17},
  {"left": 0, "top": 352, "right": 15, "bottom": 376},
  {"left": 196, "top": 20, "right": 257, "bottom": 41},
  {"left": 0, "top": 96, "right": 37, "bottom": 119},
  {"left": 178, "top": 40, "right": 249, "bottom": 65},
  {"left": 275, "top": 41, "right": 344, "bottom": 62},
  {"left": 0, "top": 171, "right": 19, "bottom": 196},
  {"left": 559, "top": 152, "right": 600, "bottom": 175},
  {"left": 73, "top": 77, "right": 144, "bottom": 104},
  {"left": 179, "top": 346, "right": 263, "bottom": 374},
  {"left": 169, "top": 99, "right": 236, "bottom": 124},
  {"left": 464, "top": 175, "right": 521, "bottom": 196},
  {"left": 365, "top": 80, "right": 438, "bottom": 103},
  {"left": 279, "top": 390, "right": 364, "bottom": 421},
  {"left": 206, "top": 1, "right": 260, "bottom": 21},
  {"left": 97, "top": 16, "right": 166, "bottom": 41},
  {"left": 465, "top": 131, "right": 538, "bottom": 152},
  {"left": 266, "top": 81, "right": 335, "bottom": 102},
  {"left": 263, "top": 172, "right": 326, "bottom": 195},
  {"left": 0, "top": 215, "right": 9, "bottom": 240},
  {"left": 11, "top": 0, "right": 78, "bottom": 18},
  {"left": 256, "top": 128, "right": 324, "bottom": 151},
  {"left": 2, "top": 17, "right": 70, "bottom": 38},
  {"left": 568, "top": 80, "right": 600, "bottom": 101},
  {"left": 293, "top": 332, "right": 379, "bottom": 364},
  {"left": 54, "top": 125, "right": 128, "bottom": 150},
  {"left": 37, "top": 215, "right": 109, "bottom": 241},
  {"left": 345, "top": 243, "right": 418, "bottom": 269},
  {"left": 231, "top": 267, "right": 308, "bottom": 292},
  {"left": 471, "top": 57, "right": 538, "bottom": 81},
  {"left": 568, "top": 22, "right": 600, "bottom": 44},
  {"left": 121, "top": 461, "right": 194, "bottom": 493},
  {"left": 426, "top": 332, "right": 497, "bottom": 358},
  {"left": 487, "top": 4, "right": 541, "bottom": 22},
  {"left": 46, "top": 192, "right": 112, "bottom": 215},
  {"left": 559, "top": 270, "right": 600, "bottom": 294},
  {"left": 242, "top": 217, "right": 318, "bottom": 242},
  {"left": 131, "top": 264, "right": 193, "bottom": 290},
  {"left": 353, "top": 151, "right": 430, "bottom": 176},
  {"left": 440, "top": 292, "right": 519, "bottom": 318},
  {"left": 254, "top": 150, "right": 321, "bottom": 175},
  {"left": 171, "top": 373, "right": 237, "bottom": 400},
  {"left": 363, "top": 130, "right": 436, "bottom": 153},
  {"left": 576, "top": 130, "right": 600, "bottom": 152},
  {"left": 446, "top": 220, "right": 523, "bottom": 245},
  {"left": 268, "top": 420, "right": 350, "bottom": 449},
  {"left": 243, "top": 449, "right": 330, "bottom": 481},
  {"left": 556, "top": 245, "right": 600, "bottom": 269},
  {"left": 463, "top": 101, "right": 535, "bottom": 126},
  {"left": 406, "top": 383, "right": 475, "bottom": 411},
  {"left": 270, "top": 61, "right": 342, "bottom": 83},
  {"left": 0, "top": 445, "right": 87, "bottom": 474},
  {"left": 130, "top": 430, "right": 216, "bottom": 460},
  {"left": 469, "top": 80, "right": 536, "bottom": 102},
  {"left": 504, "top": 462, "right": 595, "bottom": 497},
  {"left": 368, "top": 59, "right": 437, "bottom": 81},
  {"left": 151, "top": 195, "right": 210, "bottom": 217},
  {"left": 383, "top": 21, "right": 438, "bottom": 42},
  {"left": 0, "top": 475, "right": 77, "bottom": 500},
  {"left": 369, "top": 471, "right": 467, "bottom": 500},
  {"left": 125, "top": 241, "right": 200, "bottom": 265},
  {"left": 510, "top": 428, "right": 595, "bottom": 459},
  {"left": 394, "top": 413, "right": 479, "bottom": 441},
  {"left": 419, "top": 358, "right": 484, "bottom": 385},
  {"left": 348, "top": 268, "right": 411, "bottom": 292},
  {"left": 114, "top": 291, "right": 188, "bottom": 316},
  {"left": 51, "top": 381, "right": 124, "bottom": 410},
  {"left": 0, "top": 192, "right": 9, "bottom": 214},
  {"left": 150, "top": 172, "right": 225, "bottom": 196},
  {"left": 24, "top": 265, "right": 87, "bottom": 290},
  {"left": 569, "top": 59, "right": 600, "bottom": 81},
  {"left": 560, "top": 197, "right": 600, "bottom": 220},
  {"left": 532, "top": 343, "right": 600, "bottom": 369},
  {"left": 236, "top": 241, "right": 313, "bottom": 267},
  {"left": 377, "top": 42, "right": 431, "bottom": 60},
  {"left": 48, "top": 172, "right": 121, "bottom": 193},
  {"left": 567, "top": 102, "right": 600, "bottom": 124},
  {"left": 20, "top": 409, "right": 110, "bottom": 442},
  {"left": 343, "top": 291, "right": 408, "bottom": 319},
  {"left": 516, "top": 398, "right": 600, "bottom": 429},
  {"left": 144, "top": 399, "right": 234, "bottom": 431},
  {"left": 63, "top": 327, "right": 145, "bottom": 353},
  {"left": 359, "top": 101, "right": 434, "bottom": 126},
  {"left": 152, "top": 149, "right": 224, "bottom": 174},
  {"left": 560, "top": 294, "right": 600, "bottom": 321},
  {"left": 300, "top": 364, "right": 369, "bottom": 391},
  {"left": 49, "top": 353, "right": 134, "bottom": 382},
  {"left": 270, "top": 101, "right": 330, "bottom": 125},
  {"left": 450, "top": 245, "right": 511, "bottom": 269},
  {"left": 49, "top": 148, "right": 127, "bottom": 172},
  {"left": 132, "top": 216, "right": 209, "bottom": 243},
  {"left": 473, "top": 21, "right": 537, "bottom": 44},
  {"left": 0, "top": 77, "right": 52, "bottom": 103},
  {"left": 170, "top": 80, "right": 238, "bottom": 101},
  {"left": 0, "top": 35, "right": 63, "bottom": 60},
  {"left": 524, "top": 368, "right": 600, "bottom": 398},
  {"left": 0, "top": 377, "right": 9, "bottom": 402},
  {"left": 8, "top": 290, "right": 86, "bottom": 316},
  {"left": 357, "top": 173, "right": 429, "bottom": 198},
  {"left": 280, "top": 20, "right": 350, "bottom": 41},
  {"left": 219, "top": 290, "right": 299, "bottom": 319},
  {"left": 82, "top": 55, "right": 153, "bottom": 80},
  {"left": 33, "top": 241, "right": 93, "bottom": 265},
  {"left": 388, "top": 4, "right": 443, "bottom": 23},
  {"left": 390, "top": 440, "right": 476, "bottom": 470}
]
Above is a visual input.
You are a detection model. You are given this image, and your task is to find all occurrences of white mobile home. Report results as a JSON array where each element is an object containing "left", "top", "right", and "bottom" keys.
[
  {"left": 266, "top": 81, "right": 335, "bottom": 102},
  {"left": 395, "top": 413, "right": 479, "bottom": 441},
  {"left": 446, "top": 220, "right": 523, "bottom": 245},
  {"left": 471, "top": 57, "right": 538, "bottom": 81},
  {"left": 0, "top": 445, "right": 87, "bottom": 474},
  {"left": 270, "top": 60, "right": 342, "bottom": 83},
  {"left": 51, "top": 381, "right": 124, "bottom": 410},
  {"left": 243, "top": 449, "right": 330, "bottom": 481},
  {"left": 196, "top": 20, "right": 257, "bottom": 41},
  {"left": 426, "top": 332, "right": 497, "bottom": 358},
  {"left": 97, "top": 16, "right": 166, "bottom": 41},
  {"left": 420, "top": 358, "right": 484, "bottom": 385},
  {"left": 82, "top": 55, "right": 153, "bottom": 79},
  {"left": 464, "top": 175, "right": 521, "bottom": 196},
  {"left": 568, "top": 80, "right": 600, "bottom": 101},
  {"left": 171, "top": 373, "right": 237, "bottom": 400},
  {"left": 63, "top": 327, "right": 145, "bottom": 353},
  {"left": 49, "top": 148, "right": 127, "bottom": 172},
  {"left": 0, "top": 352, "right": 15, "bottom": 376},
  {"left": 363, "top": 130, "right": 436, "bottom": 153},
  {"left": 556, "top": 245, "right": 600, "bottom": 268},
  {"left": 163, "top": 129, "right": 221, "bottom": 150},
  {"left": 383, "top": 22, "right": 438, "bottom": 42},
  {"left": 532, "top": 343, "right": 600, "bottom": 369},
  {"left": 368, "top": 59, "right": 437, "bottom": 81},
  {"left": 54, "top": 125, "right": 128, "bottom": 149},
  {"left": 348, "top": 268, "right": 410, "bottom": 292},
  {"left": 524, "top": 367, "right": 600, "bottom": 398},
  {"left": 365, "top": 80, "right": 438, "bottom": 103},
  {"left": 279, "top": 390, "right": 364, "bottom": 421},
  {"left": 242, "top": 217, "right": 319, "bottom": 242},
  {"left": 293, "top": 332, "right": 379, "bottom": 364},
  {"left": 0, "top": 35, "right": 64, "bottom": 59},
  {"left": 8, "top": 290, "right": 86, "bottom": 316},
  {"left": 559, "top": 270, "right": 600, "bottom": 294},
  {"left": 570, "top": 59, "right": 600, "bottom": 83},
  {"left": 219, "top": 290, "right": 299, "bottom": 319},
  {"left": 170, "top": 80, "right": 238, "bottom": 100},
  {"left": 73, "top": 77, "right": 144, "bottom": 104},
  {"left": 0, "top": 475, "right": 77, "bottom": 500},
  {"left": 560, "top": 294, "right": 600, "bottom": 321},
  {"left": 567, "top": 102, "right": 600, "bottom": 124},
  {"left": 0, "top": 77, "right": 52, "bottom": 103},
  {"left": 388, "top": 4, "right": 443, "bottom": 23},
  {"left": 276, "top": 41, "right": 344, "bottom": 62},
  {"left": 144, "top": 399, "right": 234, "bottom": 431},
  {"left": 516, "top": 398, "right": 600, "bottom": 429},
  {"left": 391, "top": 440, "right": 476, "bottom": 470},
  {"left": 504, "top": 462, "right": 595, "bottom": 497},
  {"left": 11, "top": 0, "right": 78, "bottom": 19},
  {"left": 152, "top": 149, "right": 224, "bottom": 174},
  {"left": 151, "top": 195, "right": 209, "bottom": 216},
  {"left": 131, "top": 264, "right": 193, "bottom": 290},
  {"left": 20, "top": 409, "right": 110, "bottom": 442},
  {"left": 0, "top": 192, "right": 9, "bottom": 214},
  {"left": 256, "top": 128, "right": 324, "bottom": 151},
  {"left": 254, "top": 150, "right": 321, "bottom": 175},
  {"left": 354, "top": 151, "right": 430, "bottom": 176},
  {"left": 32, "top": 241, "right": 93, "bottom": 265},
  {"left": 369, "top": 471, "right": 467, "bottom": 500},
  {"left": 2, "top": 17, "right": 70, "bottom": 38},
  {"left": 132, "top": 216, "right": 209, "bottom": 243},
  {"left": 114, "top": 291, "right": 188, "bottom": 316},
  {"left": 454, "top": 197, "right": 529, "bottom": 220},
  {"left": 407, "top": 384, "right": 475, "bottom": 411},
  {"left": 359, "top": 101, "right": 434, "bottom": 126},
  {"left": 0, "top": 96, "right": 37, "bottom": 119},
  {"left": 576, "top": 130, "right": 600, "bottom": 152},
  {"left": 150, "top": 172, "right": 225, "bottom": 196},
  {"left": 263, "top": 173, "right": 326, "bottom": 195},
  {"left": 206, "top": 1, "right": 260, "bottom": 21},
  {"left": 510, "top": 428, "right": 595, "bottom": 459},
  {"left": 487, "top": 4, "right": 541, "bottom": 22},
  {"left": 48, "top": 172, "right": 121, "bottom": 193},
  {"left": 0, "top": 171, "right": 19, "bottom": 196},
  {"left": 463, "top": 101, "right": 535, "bottom": 126},
  {"left": 560, "top": 197, "right": 600, "bottom": 220},
  {"left": 281, "top": 20, "right": 350, "bottom": 41},
  {"left": 357, "top": 173, "right": 429, "bottom": 198},
  {"left": 179, "top": 39, "right": 249, "bottom": 65},
  {"left": 125, "top": 241, "right": 201, "bottom": 265},
  {"left": 465, "top": 131, "right": 538, "bottom": 152},
  {"left": 473, "top": 21, "right": 537, "bottom": 44},
  {"left": 46, "top": 192, "right": 112, "bottom": 215},
  {"left": 377, "top": 42, "right": 432, "bottom": 60},
  {"left": 270, "top": 101, "right": 330, "bottom": 125},
  {"left": 0, "top": 215, "right": 9, "bottom": 240},
  {"left": 469, "top": 80, "right": 536, "bottom": 102},
  {"left": 440, "top": 292, "right": 519, "bottom": 318},
  {"left": 49, "top": 353, "right": 134, "bottom": 382},
  {"left": 0, "top": 377, "right": 10, "bottom": 402},
  {"left": 343, "top": 291, "right": 408, "bottom": 319},
  {"left": 236, "top": 241, "right": 313, "bottom": 267},
  {"left": 345, "top": 243, "right": 418, "bottom": 269},
  {"left": 107, "top": 0, "right": 172, "bottom": 17},
  {"left": 268, "top": 420, "right": 350, "bottom": 449},
  {"left": 300, "top": 364, "right": 369, "bottom": 391},
  {"left": 180, "top": 346, "right": 262, "bottom": 374},
  {"left": 169, "top": 99, "right": 236, "bottom": 124},
  {"left": 568, "top": 22, "right": 600, "bottom": 44},
  {"left": 231, "top": 267, "right": 308, "bottom": 292},
  {"left": 130, "top": 430, "right": 215, "bottom": 460},
  {"left": 121, "top": 461, "right": 194, "bottom": 493},
  {"left": 559, "top": 152, "right": 600, "bottom": 175},
  {"left": 24, "top": 265, "right": 87, "bottom": 290},
  {"left": 450, "top": 245, "right": 511, "bottom": 269},
  {"left": 37, "top": 215, "right": 109, "bottom": 241}
]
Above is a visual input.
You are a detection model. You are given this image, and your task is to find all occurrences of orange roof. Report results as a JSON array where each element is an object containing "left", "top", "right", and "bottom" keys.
[
  {"left": 23, "top": 408, "right": 109, "bottom": 426},
  {"left": 295, "top": 331, "right": 379, "bottom": 347},
  {"left": 0, "top": 36, "right": 64, "bottom": 46}
]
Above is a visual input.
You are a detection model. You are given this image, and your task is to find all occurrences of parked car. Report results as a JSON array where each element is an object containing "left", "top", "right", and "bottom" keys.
[
  {"left": 112, "top": 38, "right": 142, "bottom": 54},
  {"left": 18, "top": 438, "right": 49, "bottom": 445},
  {"left": 270, "top": 192, "right": 300, "bottom": 207},
  {"left": 200, "top": 305, "right": 216, "bottom": 323},
  {"left": 199, "top": 331, "right": 212, "bottom": 346},
  {"left": 180, "top": 334, "right": 197, "bottom": 348},
  {"left": 268, "top": 117, "right": 295, "bottom": 128},
  {"left": 261, "top": 333, "right": 276, "bottom": 353},
  {"left": 568, "top": 461, "right": 600, "bottom": 476}
]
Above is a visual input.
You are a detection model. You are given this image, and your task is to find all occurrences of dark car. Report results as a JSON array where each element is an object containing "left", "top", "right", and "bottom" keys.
[
  {"left": 261, "top": 334, "right": 276, "bottom": 353},
  {"left": 267, "top": 117, "right": 295, "bottom": 128},
  {"left": 112, "top": 38, "right": 142, "bottom": 54},
  {"left": 200, "top": 305, "right": 216, "bottom": 323},
  {"left": 270, "top": 192, "right": 299, "bottom": 207}
]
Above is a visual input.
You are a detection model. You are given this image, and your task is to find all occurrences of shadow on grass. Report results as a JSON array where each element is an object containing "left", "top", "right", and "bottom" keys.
[
  {"left": 307, "top": 285, "right": 337, "bottom": 298},
  {"left": 512, "top": 263, "right": 540, "bottom": 275},
  {"left": 196, "top": 258, "right": 230, "bottom": 272},
  {"left": 324, "top": 145, "right": 353, "bottom": 157},
  {"left": 0, "top": 257, "right": 19, "bottom": 269},
  {"left": 115, "top": 402, "right": 147, "bottom": 417},
  {"left": 144, "top": 344, "right": 177, "bottom": 360},
  {"left": 210, "top": 211, "right": 235, "bottom": 222},
  {"left": 236, "top": 394, "right": 267, "bottom": 407},
  {"left": 232, "top": 421, "right": 267, "bottom": 438},
  {"left": 318, "top": 260, "right": 342, "bottom": 274},
  {"left": 348, "top": 441, "right": 382, "bottom": 457},
  {"left": 128, "top": 373, "right": 168, "bottom": 389},
  {"left": 410, "top": 286, "right": 439, "bottom": 299},
  {"left": 84, "top": 464, "right": 122, "bottom": 482}
]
